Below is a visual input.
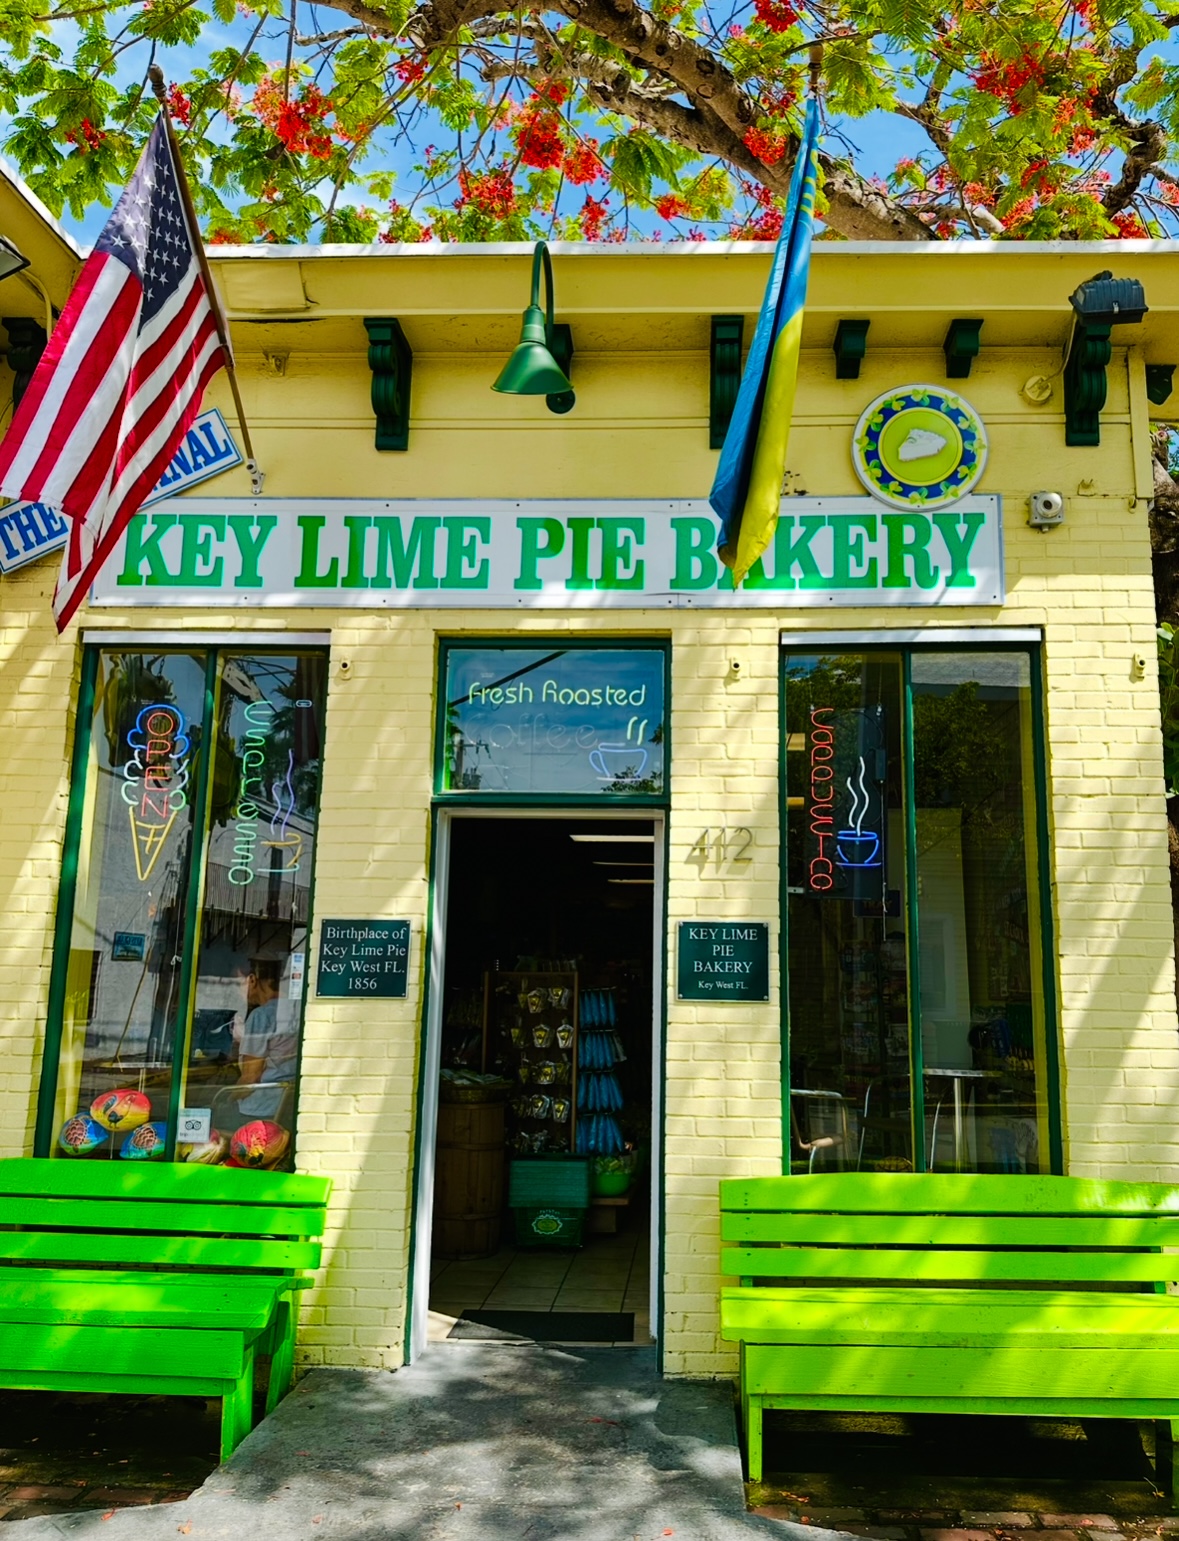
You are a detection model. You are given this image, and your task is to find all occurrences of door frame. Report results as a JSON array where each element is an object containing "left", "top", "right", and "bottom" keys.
[{"left": 408, "top": 805, "right": 667, "bottom": 1361}]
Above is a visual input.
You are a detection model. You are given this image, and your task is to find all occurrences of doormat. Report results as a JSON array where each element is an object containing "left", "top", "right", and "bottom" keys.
[{"left": 448, "top": 1310, "right": 634, "bottom": 1343}]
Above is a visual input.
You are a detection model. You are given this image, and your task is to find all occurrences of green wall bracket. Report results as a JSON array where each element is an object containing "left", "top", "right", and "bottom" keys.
[
  {"left": 833, "top": 319, "right": 870, "bottom": 380},
  {"left": 944, "top": 318, "right": 983, "bottom": 379},
  {"left": 363, "top": 318, "right": 413, "bottom": 451},
  {"left": 2, "top": 316, "right": 47, "bottom": 411},
  {"left": 1147, "top": 364, "right": 1176, "bottom": 406},
  {"left": 710, "top": 315, "right": 744, "bottom": 448},
  {"left": 1063, "top": 321, "right": 1112, "bottom": 446}
]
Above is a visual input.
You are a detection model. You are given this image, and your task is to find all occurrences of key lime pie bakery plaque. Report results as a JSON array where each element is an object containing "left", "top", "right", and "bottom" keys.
[{"left": 852, "top": 386, "right": 988, "bottom": 511}]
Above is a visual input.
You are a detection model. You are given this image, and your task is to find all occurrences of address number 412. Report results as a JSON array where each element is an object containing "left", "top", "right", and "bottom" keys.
[{"left": 689, "top": 827, "right": 753, "bottom": 864}]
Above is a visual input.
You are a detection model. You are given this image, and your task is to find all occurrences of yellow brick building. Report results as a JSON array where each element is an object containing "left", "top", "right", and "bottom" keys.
[{"left": 1, "top": 219, "right": 1178, "bottom": 1379}]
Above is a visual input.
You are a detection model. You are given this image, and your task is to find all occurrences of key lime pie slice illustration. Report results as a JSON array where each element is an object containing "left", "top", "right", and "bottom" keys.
[{"left": 852, "top": 386, "right": 987, "bottom": 510}]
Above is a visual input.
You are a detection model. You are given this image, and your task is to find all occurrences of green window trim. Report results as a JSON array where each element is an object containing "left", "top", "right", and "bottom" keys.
[
  {"left": 781, "top": 640, "right": 1063, "bottom": 1178},
  {"left": 35, "top": 644, "right": 326, "bottom": 1158}
]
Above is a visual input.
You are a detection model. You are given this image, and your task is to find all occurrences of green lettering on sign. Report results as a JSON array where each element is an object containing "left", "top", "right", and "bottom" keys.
[
  {"left": 371, "top": 516, "right": 441, "bottom": 589},
  {"left": 294, "top": 515, "right": 339, "bottom": 588},
  {"left": 227, "top": 515, "right": 277, "bottom": 588},
  {"left": 515, "top": 518, "right": 565, "bottom": 590},
  {"left": 598, "top": 518, "right": 644, "bottom": 590},
  {"left": 176, "top": 515, "right": 226, "bottom": 586},
  {"left": 117, "top": 513, "right": 180, "bottom": 586},
  {"left": 932, "top": 511, "right": 985, "bottom": 587},
  {"left": 828, "top": 513, "right": 878, "bottom": 589},
  {"left": 442, "top": 517, "right": 491, "bottom": 589},
  {"left": 882, "top": 513, "right": 939, "bottom": 590},
  {"left": 671, "top": 517, "right": 719, "bottom": 591}
]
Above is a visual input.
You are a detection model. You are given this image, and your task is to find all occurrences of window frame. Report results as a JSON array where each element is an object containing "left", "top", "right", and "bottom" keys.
[
  {"left": 779, "top": 635, "right": 1063, "bottom": 1176},
  {"left": 35, "top": 640, "right": 329, "bottom": 1161}
]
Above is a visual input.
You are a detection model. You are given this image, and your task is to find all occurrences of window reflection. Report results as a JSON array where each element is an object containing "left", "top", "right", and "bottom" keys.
[
  {"left": 786, "top": 648, "right": 1050, "bottom": 1175},
  {"left": 48, "top": 649, "right": 327, "bottom": 1168}
]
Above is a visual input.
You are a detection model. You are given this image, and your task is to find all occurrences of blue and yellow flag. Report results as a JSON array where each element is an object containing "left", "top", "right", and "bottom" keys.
[{"left": 710, "top": 98, "right": 821, "bottom": 586}]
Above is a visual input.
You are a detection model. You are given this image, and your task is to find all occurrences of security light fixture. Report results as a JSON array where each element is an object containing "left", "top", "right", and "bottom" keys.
[
  {"left": 1068, "top": 270, "right": 1148, "bottom": 327},
  {"left": 492, "top": 240, "right": 575, "bottom": 414},
  {"left": 0, "top": 236, "right": 30, "bottom": 284}
]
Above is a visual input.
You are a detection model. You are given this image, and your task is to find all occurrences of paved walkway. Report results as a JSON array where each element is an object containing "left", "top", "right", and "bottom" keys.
[{"left": 2, "top": 1347, "right": 832, "bottom": 1541}]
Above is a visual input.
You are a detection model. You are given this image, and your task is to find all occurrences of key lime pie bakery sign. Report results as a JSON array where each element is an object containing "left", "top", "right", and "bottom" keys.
[{"left": 92, "top": 389, "right": 1000, "bottom": 609}]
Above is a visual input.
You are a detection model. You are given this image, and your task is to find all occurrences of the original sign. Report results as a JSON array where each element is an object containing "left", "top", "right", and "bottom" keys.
[
  {"left": 90, "top": 495, "right": 1004, "bottom": 609},
  {"left": 677, "top": 921, "right": 770, "bottom": 1001},
  {"left": 0, "top": 409, "right": 242, "bottom": 576},
  {"left": 316, "top": 919, "right": 410, "bottom": 998}
]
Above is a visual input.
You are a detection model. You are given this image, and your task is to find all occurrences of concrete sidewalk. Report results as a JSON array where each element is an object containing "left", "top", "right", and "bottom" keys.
[{"left": 3, "top": 1346, "right": 854, "bottom": 1541}]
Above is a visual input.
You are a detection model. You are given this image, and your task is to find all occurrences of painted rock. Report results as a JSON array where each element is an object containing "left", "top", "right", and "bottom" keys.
[
  {"left": 58, "top": 1115, "right": 107, "bottom": 1156},
  {"left": 119, "top": 1121, "right": 167, "bottom": 1159},
  {"left": 91, "top": 1088, "right": 152, "bottom": 1132},
  {"left": 230, "top": 1120, "right": 290, "bottom": 1169}
]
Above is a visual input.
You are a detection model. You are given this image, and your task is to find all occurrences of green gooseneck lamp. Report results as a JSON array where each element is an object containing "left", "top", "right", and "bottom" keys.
[{"left": 492, "top": 240, "right": 575, "bottom": 415}]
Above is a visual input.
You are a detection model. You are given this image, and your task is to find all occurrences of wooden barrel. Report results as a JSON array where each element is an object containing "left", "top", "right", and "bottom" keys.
[{"left": 433, "top": 1098, "right": 505, "bottom": 1260}]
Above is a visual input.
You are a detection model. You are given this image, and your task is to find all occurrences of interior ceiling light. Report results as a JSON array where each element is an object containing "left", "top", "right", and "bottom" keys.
[
  {"left": 569, "top": 833, "right": 655, "bottom": 844},
  {"left": 607, "top": 877, "right": 655, "bottom": 885},
  {"left": 593, "top": 861, "right": 654, "bottom": 868}
]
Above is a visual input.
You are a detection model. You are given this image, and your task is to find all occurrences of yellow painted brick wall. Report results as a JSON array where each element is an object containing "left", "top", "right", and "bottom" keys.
[{"left": 0, "top": 321, "right": 1173, "bottom": 1382}]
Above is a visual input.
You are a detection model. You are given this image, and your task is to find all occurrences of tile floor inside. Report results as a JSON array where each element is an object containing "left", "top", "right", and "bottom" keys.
[{"left": 428, "top": 1221, "right": 650, "bottom": 1344}]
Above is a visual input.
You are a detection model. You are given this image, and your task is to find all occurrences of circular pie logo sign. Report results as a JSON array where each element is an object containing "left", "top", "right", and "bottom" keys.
[{"left": 852, "top": 385, "right": 987, "bottom": 510}]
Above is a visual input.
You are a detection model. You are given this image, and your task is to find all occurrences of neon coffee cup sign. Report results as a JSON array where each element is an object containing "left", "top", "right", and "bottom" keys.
[{"left": 804, "top": 705, "right": 887, "bottom": 900}]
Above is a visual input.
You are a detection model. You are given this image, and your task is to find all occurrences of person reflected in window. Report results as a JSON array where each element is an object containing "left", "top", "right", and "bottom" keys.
[{"left": 237, "top": 957, "right": 297, "bottom": 1119}]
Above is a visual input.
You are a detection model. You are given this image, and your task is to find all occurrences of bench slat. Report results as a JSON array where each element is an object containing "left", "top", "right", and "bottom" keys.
[
  {"left": 722, "top": 1290, "right": 1179, "bottom": 1347},
  {"left": 742, "top": 1342, "right": 1179, "bottom": 1400},
  {"left": 0, "top": 1196, "right": 325, "bottom": 1239},
  {"left": 721, "top": 1246, "right": 1179, "bottom": 1283},
  {"left": 0, "top": 1323, "right": 247, "bottom": 1379},
  {"left": 0, "top": 1277, "right": 286, "bottom": 1329},
  {"left": 721, "top": 1173, "right": 1179, "bottom": 1216},
  {"left": 0, "top": 1158, "right": 330, "bottom": 1208},
  {"left": 723, "top": 1212, "right": 1179, "bottom": 1249},
  {"left": 0, "top": 1231, "right": 321, "bottom": 1271}
]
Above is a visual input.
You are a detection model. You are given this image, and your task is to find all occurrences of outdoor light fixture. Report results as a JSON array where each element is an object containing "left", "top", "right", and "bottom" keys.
[
  {"left": 1069, "top": 270, "right": 1148, "bottom": 326},
  {"left": 492, "top": 240, "right": 575, "bottom": 415},
  {"left": 0, "top": 236, "right": 30, "bottom": 284}
]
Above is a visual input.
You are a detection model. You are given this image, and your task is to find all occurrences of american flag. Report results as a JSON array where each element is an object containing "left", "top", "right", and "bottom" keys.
[{"left": 0, "top": 115, "right": 227, "bottom": 629}]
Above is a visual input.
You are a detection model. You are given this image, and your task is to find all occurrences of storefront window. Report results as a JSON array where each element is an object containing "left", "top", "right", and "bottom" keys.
[
  {"left": 40, "top": 646, "right": 327, "bottom": 1168},
  {"left": 784, "top": 645, "right": 1055, "bottom": 1175},
  {"left": 438, "top": 644, "right": 666, "bottom": 799}
]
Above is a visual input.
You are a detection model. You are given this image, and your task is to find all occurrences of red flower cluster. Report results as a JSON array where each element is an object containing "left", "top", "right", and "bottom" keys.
[
  {"left": 654, "top": 193, "right": 690, "bottom": 220},
  {"left": 744, "top": 126, "right": 787, "bottom": 166},
  {"left": 740, "top": 182, "right": 784, "bottom": 239},
  {"left": 564, "top": 140, "right": 604, "bottom": 185},
  {"left": 457, "top": 167, "right": 516, "bottom": 220},
  {"left": 1000, "top": 195, "right": 1036, "bottom": 230},
  {"left": 513, "top": 88, "right": 568, "bottom": 170},
  {"left": 580, "top": 194, "right": 609, "bottom": 239},
  {"left": 962, "top": 180, "right": 994, "bottom": 207},
  {"left": 167, "top": 85, "right": 192, "bottom": 127},
  {"left": 254, "top": 77, "right": 334, "bottom": 159},
  {"left": 753, "top": 0, "right": 798, "bottom": 30},
  {"left": 65, "top": 118, "right": 106, "bottom": 152},
  {"left": 970, "top": 50, "right": 1044, "bottom": 114},
  {"left": 1020, "top": 158, "right": 1052, "bottom": 192},
  {"left": 1112, "top": 210, "right": 1147, "bottom": 237},
  {"left": 395, "top": 56, "right": 427, "bottom": 86}
]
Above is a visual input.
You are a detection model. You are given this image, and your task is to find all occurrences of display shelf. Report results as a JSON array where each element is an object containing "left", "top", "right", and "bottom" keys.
[{"left": 487, "top": 970, "right": 579, "bottom": 1156}]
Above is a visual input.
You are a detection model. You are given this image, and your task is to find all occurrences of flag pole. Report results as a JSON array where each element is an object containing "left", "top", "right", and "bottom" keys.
[{"left": 147, "top": 64, "right": 265, "bottom": 497}]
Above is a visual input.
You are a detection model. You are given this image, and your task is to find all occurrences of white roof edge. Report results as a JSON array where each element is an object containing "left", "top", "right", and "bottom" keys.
[
  {"left": 204, "top": 237, "right": 1179, "bottom": 259},
  {"left": 0, "top": 156, "right": 85, "bottom": 259}
]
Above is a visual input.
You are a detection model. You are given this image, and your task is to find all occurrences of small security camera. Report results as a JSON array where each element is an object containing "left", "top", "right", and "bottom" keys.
[
  {"left": 338, "top": 659, "right": 351, "bottom": 676},
  {"left": 730, "top": 660, "right": 742, "bottom": 675},
  {"left": 1028, "top": 491, "right": 1065, "bottom": 530}
]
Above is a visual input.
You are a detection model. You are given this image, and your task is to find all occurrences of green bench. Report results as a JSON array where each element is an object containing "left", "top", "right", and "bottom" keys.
[
  {"left": 720, "top": 1172, "right": 1179, "bottom": 1489},
  {"left": 0, "top": 1158, "right": 331, "bottom": 1461}
]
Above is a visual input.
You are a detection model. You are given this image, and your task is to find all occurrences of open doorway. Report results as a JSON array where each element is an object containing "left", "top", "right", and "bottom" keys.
[{"left": 420, "top": 814, "right": 659, "bottom": 1348}]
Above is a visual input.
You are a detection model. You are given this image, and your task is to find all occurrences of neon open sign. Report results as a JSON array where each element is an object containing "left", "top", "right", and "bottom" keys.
[
  {"left": 804, "top": 705, "right": 887, "bottom": 900},
  {"left": 121, "top": 702, "right": 191, "bottom": 882}
]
